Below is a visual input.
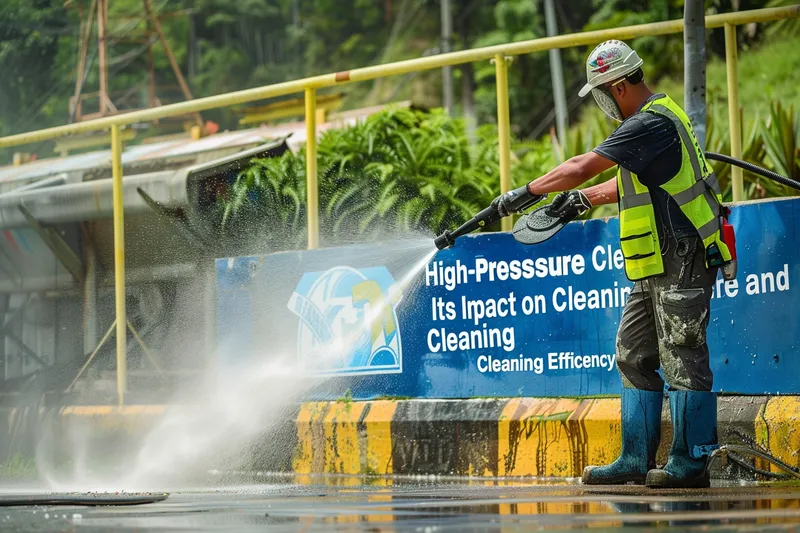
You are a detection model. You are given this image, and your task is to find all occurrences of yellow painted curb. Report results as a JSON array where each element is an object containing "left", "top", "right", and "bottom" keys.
[
  {"left": 499, "top": 398, "right": 586, "bottom": 477},
  {"left": 294, "top": 400, "right": 398, "bottom": 475},
  {"left": 361, "top": 401, "right": 397, "bottom": 476},
  {"left": 755, "top": 397, "right": 800, "bottom": 474},
  {"left": 293, "top": 402, "right": 329, "bottom": 474},
  {"left": 298, "top": 398, "right": 626, "bottom": 478},
  {"left": 323, "top": 402, "right": 367, "bottom": 474}
]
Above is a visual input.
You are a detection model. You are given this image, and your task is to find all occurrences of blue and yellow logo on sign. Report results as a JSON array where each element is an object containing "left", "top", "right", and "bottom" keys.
[{"left": 287, "top": 266, "right": 403, "bottom": 375}]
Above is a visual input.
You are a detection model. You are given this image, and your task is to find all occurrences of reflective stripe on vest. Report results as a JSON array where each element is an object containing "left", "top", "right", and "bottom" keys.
[{"left": 619, "top": 168, "right": 651, "bottom": 209}]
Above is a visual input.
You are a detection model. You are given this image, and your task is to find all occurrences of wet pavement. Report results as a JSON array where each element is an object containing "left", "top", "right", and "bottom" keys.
[{"left": 1, "top": 476, "right": 800, "bottom": 531}]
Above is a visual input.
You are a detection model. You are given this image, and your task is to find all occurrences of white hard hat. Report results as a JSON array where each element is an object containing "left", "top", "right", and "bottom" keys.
[{"left": 578, "top": 40, "right": 644, "bottom": 98}]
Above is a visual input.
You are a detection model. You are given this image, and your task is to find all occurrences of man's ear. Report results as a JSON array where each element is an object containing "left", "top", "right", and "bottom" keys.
[{"left": 615, "top": 82, "right": 625, "bottom": 97}]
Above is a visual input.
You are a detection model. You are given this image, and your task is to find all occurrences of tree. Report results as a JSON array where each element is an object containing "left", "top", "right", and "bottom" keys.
[{"left": 0, "top": 0, "right": 75, "bottom": 138}]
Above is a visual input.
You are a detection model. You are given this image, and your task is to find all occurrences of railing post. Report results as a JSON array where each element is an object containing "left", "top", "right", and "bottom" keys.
[
  {"left": 110, "top": 124, "right": 127, "bottom": 406},
  {"left": 305, "top": 87, "right": 319, "bottom": 249},
  {"left": 725, "top": 22, "right": 744, "bottom": 202},
  {"left": 494, "top": 54, "right": 513, "bottom": 232}
]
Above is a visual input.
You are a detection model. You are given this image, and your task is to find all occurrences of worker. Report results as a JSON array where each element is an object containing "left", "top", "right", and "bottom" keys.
[{"left": 492, "top": 40, "right": 731, "bottom": 488}]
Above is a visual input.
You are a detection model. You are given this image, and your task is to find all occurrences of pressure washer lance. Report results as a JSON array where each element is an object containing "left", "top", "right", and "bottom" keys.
[
  {"left": 433, "top": 194, "right": 545, "bottom": 250},
  {"left": 434, "top": 204, "right": 501, "bottom": 250}
]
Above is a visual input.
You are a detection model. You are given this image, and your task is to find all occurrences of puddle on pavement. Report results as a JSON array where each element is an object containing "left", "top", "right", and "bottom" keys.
[{"left": 3, "top": 476, "right": 800, "bottom": 531}]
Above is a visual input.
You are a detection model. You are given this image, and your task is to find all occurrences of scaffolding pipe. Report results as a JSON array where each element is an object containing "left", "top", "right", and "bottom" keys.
[
  {"left": 441, "top": 0, "right": 454, "bottom": 114},
  {"left": 725, "top": 23, "right": 744, "bottom": 201},
  {"left": 495, "top": 54, "right": 512, "bottom": 233},
  {"left": 544, "top": 0, "right": 568, "bottom": 148},
  {"left": 111, "top": 125, "right": 127, "bottom": 406},
  {"left": 83, "top": 234, "right": 97, "bottom": 355},
  {"left": 305, "top": 88, "right": 319, "bottom": 249}
]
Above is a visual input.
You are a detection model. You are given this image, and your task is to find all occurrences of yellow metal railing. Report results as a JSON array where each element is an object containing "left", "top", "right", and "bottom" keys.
[{"left": 0, "top": 5, "right": 795, "bottom": 406}]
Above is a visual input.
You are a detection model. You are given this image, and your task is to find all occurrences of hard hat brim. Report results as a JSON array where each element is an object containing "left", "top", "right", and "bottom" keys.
[{"left": 578, "top": 83, "right": 594, "bottom": 98}]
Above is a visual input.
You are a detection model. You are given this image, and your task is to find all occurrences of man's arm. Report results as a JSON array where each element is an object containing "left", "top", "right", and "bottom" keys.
[
  {"left": 527, "top": 151, "right": 616, "bottom": 196},
  {"left": 582, "top": 177, "right": 618, "bottom": 206}
]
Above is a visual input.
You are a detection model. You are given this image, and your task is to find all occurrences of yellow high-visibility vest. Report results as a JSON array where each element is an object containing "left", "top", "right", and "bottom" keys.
[{"left": 616, "top": 95, "right": 732, "bottom": 281}]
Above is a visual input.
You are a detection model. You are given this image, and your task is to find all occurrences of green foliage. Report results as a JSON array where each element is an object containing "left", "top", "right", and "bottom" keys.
[
  {"left": 471, "top": 0, "right": 549, "bottom": 133},
  {"left": 337, "top": 388, "right": 354, "bottom": 405},
  {"left": 222, "top": 150, "right": 307, "bottom": 253},
  {"left": 759, "top": 103, "right": 799, "bottom": 182},
  {"left": 764, "top": 0, "right": 800, "bottom": 38},
  {"left": 222, "top": 107, "right": 547, "bottom": 249},
  {"left": 317, "top": 107, "right": 497, "bottom": 238},
  {"left": 0, "top": 0, "right": 76, "bottom": 137}
]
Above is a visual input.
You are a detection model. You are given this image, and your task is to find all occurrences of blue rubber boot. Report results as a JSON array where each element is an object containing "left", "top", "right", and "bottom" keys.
[
  {"left": 645, "top": 391, "right": 717, "bottom": 489},
  {"left": 582, "top": 388, "right": 663, "bottom": 485}
]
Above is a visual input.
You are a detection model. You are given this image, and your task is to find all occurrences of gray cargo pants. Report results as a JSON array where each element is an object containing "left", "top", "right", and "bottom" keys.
[{"left": 616, "top": 235, "right": 718, "bottom": 392}]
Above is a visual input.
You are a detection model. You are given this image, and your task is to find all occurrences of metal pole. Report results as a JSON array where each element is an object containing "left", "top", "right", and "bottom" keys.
[
  {"left": 305, "top": 88, "right": 319, "bottom": 249},
  {"left": 0, "top": 295, "right": 7, "bottom": 381},
  {"left": 725, "top": 23, "right": 744, "bottom": 201},
  {"left": 111, "top": 125, "right": 127, "bottom": 406},
  {"left": 495, "top": 54, "right": 513, "bottom": 233},
  {"left": 83, "top": 233, "right": 97, "bottom": 355},
  {"left": 441, "top": 0, "right": 454, "bottom": 114},
  {"left": 684, "top": 0, "right": 707, "bottom": 149},
  {"left": 97, "top": 0, "right": 108, "bottom": 116},
  {"left": 543, "top": 0, "right": 568, "bottom": 149}
]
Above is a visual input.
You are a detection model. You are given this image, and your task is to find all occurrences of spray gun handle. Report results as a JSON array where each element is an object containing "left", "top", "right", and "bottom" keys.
[
  {"left": 474, "top": 205, "right": 502, "bottom": 228},
  {"left": 516, "top": 193, "right": 547, "bottom": 213}
]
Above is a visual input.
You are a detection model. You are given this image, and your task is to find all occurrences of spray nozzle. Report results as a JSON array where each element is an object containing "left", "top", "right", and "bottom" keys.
[
  {"left": 434, "top": 230, "right": 455, "bottom": 250},
  {"left": 433, "top": 204, "right": 504, "bottom": 250}
]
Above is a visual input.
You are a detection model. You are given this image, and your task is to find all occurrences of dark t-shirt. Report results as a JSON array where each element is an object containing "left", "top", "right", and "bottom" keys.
[{"left": 593, "top": 95, "right": 696, "bottom": 239}]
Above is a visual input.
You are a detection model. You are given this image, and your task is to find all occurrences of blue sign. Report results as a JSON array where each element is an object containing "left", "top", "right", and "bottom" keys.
[{"left": 215, "top": 197, "right": 800, "bottom": 399}]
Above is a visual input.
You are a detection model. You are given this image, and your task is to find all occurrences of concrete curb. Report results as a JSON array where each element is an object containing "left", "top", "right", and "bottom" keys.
[
  {"left": 2, "top": 396, "right": 797, "bottom": 479},
  {"left": 293, "top": 396, "right": 797, "bottom": 478}
]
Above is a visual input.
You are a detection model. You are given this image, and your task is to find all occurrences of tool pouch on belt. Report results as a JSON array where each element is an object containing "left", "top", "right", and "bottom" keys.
[{"left": 659, "top": 288, "right": 708, "bottom": 347}]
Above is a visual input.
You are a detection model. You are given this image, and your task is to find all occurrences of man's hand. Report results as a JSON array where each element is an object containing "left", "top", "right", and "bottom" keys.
[
  {"left": 491, "top": 184, "right": 545, "bottom": 218},
  {"left": 546, "top": 190, "right": 592, "bottom": 219}
]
